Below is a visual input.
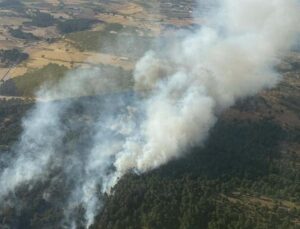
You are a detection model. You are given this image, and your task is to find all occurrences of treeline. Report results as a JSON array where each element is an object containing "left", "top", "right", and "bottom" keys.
[
  {"left": 0, "top": 0, "right": 23, "bottom": 9},
  {"left": 1, "top": 1, "right": 100, "bottom": 36},
  {"left": 4, "top": 8, "right": 100, "bottom": 42},
  {"left": 26, "top": 11, "right": 57, "bottom": 28},
  {"left": 0, "top": 48, "right": 28, "bottom": 67},
  {"left": 93, "top": 175, "right": 299, "bottom": 229},
  {"left": 57, "top": 18, "right": 99, "bottom": 34},
  {"left": 9, "top": 27, "right": 39, "bottom": 41},
  {"left": 9, "top": 18, "right": 97, "bottom": 42},
  {"left": 25, "top": 10, "right": 98, "bottom": 33},
  {"left": 0, "top": 98, "right": 33, "bottom": 146},
  {"left": 91, "top": 120, "right": 299, "bottom": 229}
]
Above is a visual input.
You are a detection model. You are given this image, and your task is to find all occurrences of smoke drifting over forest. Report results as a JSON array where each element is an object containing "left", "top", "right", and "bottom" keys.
[{"left": 0, "top": 0, "right": 299, "bottom": 228}]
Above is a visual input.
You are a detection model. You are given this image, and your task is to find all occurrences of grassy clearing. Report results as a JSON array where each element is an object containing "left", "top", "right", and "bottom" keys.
[
  {"left": 0, "top": 63, "right": 133, "bottom": 97},
  {"left": 65, "top": 23, "right": 152, "bottom": 58},
  {"left": 66, "top": 30, "right": 103, "bottom": 51},
  {"left": 0, "top": 63, "right": 68, "bottom": 96}
]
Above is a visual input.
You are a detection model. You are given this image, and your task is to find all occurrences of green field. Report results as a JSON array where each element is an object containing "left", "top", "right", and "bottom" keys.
[
  {"left": 0, "top": 63, "right": 133, "bottom": 97},
  {"left": 0, "top": 64, "right": 68, "bottom": 96},
  {"left": 66, "top": 23, "right": 153, "bottom": 58}
]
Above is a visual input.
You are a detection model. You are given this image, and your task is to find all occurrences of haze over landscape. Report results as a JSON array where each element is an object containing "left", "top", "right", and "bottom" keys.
[{"left": 0, "top": 0, "right": 299, "bottom": 229}]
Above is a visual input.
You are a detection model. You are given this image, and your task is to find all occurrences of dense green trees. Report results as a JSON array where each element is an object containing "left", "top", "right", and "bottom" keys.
[
  {"left": 0, "top": 48, "right": 29, "bottom": 67},
  {"left": 0, "top": 98, "right": 33, "bottom": 146},
  {"left": 0, "top": 0, "right": 23, "bottom": 9},
  {"left": 28, "top": 11, "right": 56, "bottom": 27},
  {"left": 57, "top": 19, "right": 98, "bottom": 34},
  {"left": 91, "top": 119, "right": 299, "bottom": 229},
  {"left": 9, "top": 28, "right": 39, "bottom": 41},
  {"left": 0, "top": 98, "right": 299, "bottom": 229}
]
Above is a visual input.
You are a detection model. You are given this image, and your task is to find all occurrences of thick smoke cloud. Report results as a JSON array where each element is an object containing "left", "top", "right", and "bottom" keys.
[
  {"left": 112, "top": 0, "right": 300, "bottom": 176},
  {"left": 0, "top": 0, "right": 299, "bottom": 228}
]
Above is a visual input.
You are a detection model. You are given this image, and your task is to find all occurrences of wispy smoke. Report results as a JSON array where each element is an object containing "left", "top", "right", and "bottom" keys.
[{"left": 0, "top": 0, "right": 299, "bottom": 228}]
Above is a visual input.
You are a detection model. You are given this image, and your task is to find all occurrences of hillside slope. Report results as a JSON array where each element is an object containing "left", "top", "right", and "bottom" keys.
[
  {"left": 90, "top": 53, "right": 300, "bottom": 229},
  {"left": 0, "top": 53, "right": 299, "bottom": 228}
]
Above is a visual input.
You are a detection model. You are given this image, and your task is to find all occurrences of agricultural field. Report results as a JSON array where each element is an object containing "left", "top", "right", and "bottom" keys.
[{"left": 0, "top": 0, "right": 203, "bottom": 96}]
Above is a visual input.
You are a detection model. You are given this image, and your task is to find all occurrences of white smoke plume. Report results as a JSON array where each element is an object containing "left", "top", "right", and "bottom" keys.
[
  {"left": 111, "top": 0, "right": 300, "bottom": 177},
  {"left": 0, "top": 0, "right": 299, "bottom": 228}
]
